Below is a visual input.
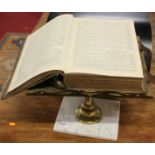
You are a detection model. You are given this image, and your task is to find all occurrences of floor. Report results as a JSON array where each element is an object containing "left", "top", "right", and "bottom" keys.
[{"left": 0, "top": 12, "right": 42, "bottom": 40}]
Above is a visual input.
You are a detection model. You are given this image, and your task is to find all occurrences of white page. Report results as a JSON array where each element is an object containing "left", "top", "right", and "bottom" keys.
[
  {"left": 67, "top": 17, "right": 143, "bottom": 78},
  {"left": 8, "top": 15, "right": 73, "bottom": 92}
]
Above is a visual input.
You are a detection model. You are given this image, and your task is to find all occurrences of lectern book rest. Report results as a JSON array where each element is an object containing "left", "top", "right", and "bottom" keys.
[{"left": 2, "top": 14, "right": 146, "bottom": 99}]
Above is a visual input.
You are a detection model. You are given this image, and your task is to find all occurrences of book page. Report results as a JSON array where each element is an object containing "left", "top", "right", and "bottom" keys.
[
  {"left": 66, "top": 17, "right": 143, "bottom": 78},
  {"left": 7, "top": 14, "right": 73, "bottom": 92}
]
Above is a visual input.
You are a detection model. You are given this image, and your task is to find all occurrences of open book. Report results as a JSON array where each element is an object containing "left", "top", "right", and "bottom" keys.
[{"left": 2, "top": 14, "right": 146, "bottom": 98}]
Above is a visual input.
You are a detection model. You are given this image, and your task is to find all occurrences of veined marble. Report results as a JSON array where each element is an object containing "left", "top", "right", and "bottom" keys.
[{"left": 53, "top": 97, "right": 120, "bottom": 141}]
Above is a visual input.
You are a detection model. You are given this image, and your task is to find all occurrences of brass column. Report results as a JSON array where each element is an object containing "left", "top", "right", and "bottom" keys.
[{"left": 75, "top": 95, "right": 102, "bottom": 124}]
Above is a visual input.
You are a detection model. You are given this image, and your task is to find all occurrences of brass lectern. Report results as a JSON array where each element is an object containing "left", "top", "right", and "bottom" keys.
[{"left": 27, "top": 40, "right": 153, "bottom": 124}]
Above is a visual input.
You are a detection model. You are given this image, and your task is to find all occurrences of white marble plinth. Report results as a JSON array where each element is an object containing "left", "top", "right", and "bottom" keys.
[{"left": 53, "top": 97, "right": 120, "bottom": 141}]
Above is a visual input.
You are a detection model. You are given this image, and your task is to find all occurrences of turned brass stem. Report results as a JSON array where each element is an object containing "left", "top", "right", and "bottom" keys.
[
  {"left": 85, "top": 96, "right": 93, "bottom": 106},
  {"left": 75, "top": 96, "right": 102, "bottom": 124}
]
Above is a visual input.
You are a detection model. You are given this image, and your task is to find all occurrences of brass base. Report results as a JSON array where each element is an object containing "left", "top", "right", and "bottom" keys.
[{"left": 75, "top": 96, "right": 102, "bottom": 124}]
